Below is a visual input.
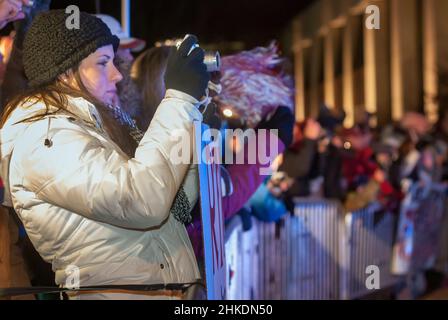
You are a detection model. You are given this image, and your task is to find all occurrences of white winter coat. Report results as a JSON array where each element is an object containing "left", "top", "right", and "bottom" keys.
[{"left": 0, "top": 90, "right": 202, "bottom": 299}]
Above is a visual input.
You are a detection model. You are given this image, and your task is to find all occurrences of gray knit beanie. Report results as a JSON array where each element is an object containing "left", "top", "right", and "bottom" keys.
[{"left": 23, "top": 10, "right": 119, "bottom": 87}]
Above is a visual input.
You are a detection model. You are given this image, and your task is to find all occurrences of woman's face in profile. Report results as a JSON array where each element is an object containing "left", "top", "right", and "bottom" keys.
[{"left": 78, "top": 45, "right": 123, "bottom": 105}]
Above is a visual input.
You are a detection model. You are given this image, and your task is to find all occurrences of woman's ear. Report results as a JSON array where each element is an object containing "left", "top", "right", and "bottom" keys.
[{"left": 59, "top": 69, "right": 80, "bottom": 90}]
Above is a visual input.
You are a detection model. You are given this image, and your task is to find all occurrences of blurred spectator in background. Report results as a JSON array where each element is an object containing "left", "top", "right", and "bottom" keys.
[
  {"left": 278, "top": 105, "right": 345, "bottom": 204},
  {"left": 0, "top": 32, "right": 14, "bottom": 83},
  {"left": 316, "top": 105, "right": 345, "bottom": 200},
  {"left": 434, "top": 107, "right": 448, "bottom": 182},
  {"left": 341, "top": 126, "right": 401, "bottom": 212},
  {"left": 434, "top": 107, "right": 448, "bottom": 142},
  {"left": 1, "top": 0, "right": 51, "bottom": 108},
  {"left": 0, "top": 0, "right": 30, "bottom": 29},
  {"left": 279, "top": 119, "right": 322, "bottom": 199},
  {"left": 131, "top": 45, "right": 170, "bottom": 129}
]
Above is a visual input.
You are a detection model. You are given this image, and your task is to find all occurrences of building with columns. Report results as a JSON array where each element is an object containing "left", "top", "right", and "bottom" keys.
[{"left": 291, "top": 0, "right": 448, "bottom": 127}]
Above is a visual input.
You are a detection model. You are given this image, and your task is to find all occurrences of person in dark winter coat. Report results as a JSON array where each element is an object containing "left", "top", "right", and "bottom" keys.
[
  {"left": 434, "top": 107, "right": 448, "bottom": 181},
  {"left": 279, "top": 119, "right": 322, "bottom": 198},
  {"left": 279, "top": 105, "right": 345, "bottom": 202},
  {"left": 1, "top": 0, "right": 52, "bottom": 108}
]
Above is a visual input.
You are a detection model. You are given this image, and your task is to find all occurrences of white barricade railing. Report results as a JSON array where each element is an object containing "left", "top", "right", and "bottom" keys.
[
  {"left": 288, "top": 200, "right": 341, "bottom": 300},
  {"left": 340, "top": 203, "right": 397, "bottom": 300},
  {"left": 224, "top": 217, "right": 243, "bottom": 300},
  {"left": 224, "top": 184, "right": 447, "bottom": 300},
  {"left": 225, "top": 200, "right": 399, "bottom": 300}
]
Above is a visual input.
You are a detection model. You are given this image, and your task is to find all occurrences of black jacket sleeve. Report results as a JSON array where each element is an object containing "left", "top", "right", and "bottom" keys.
[{"left": 280, "top": 139, "right": 318, "bottom": 179}]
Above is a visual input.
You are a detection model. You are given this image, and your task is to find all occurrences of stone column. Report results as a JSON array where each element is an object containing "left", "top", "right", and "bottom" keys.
[
  {"left": 342, "top": 15, "right": 356, "bottom": 127},
  {"left": 292, "top": 19, "right": 306, "bottom": 122},
  {"left": 363, "top": 0, "right": 391, "bottom": 126},
  {"left": 309, "top": 37, "right": 323, "bottom": 118},
  {"left": 423, "top": 0, "right": 448, "bottom": 122},
  {"left": 324, "top": 29, "right": 336, "bottom": 109},
  {"left": 390, "top": 0, "right": 423, "bottom": 120},
  {"left": 423, "top": 0, "right": 438, "bottom": 123}
]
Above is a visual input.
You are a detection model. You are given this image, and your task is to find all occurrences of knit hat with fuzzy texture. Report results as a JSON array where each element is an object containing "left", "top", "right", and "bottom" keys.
[{"left": 23, "top": 10, "right": 119, "bottom": 87}]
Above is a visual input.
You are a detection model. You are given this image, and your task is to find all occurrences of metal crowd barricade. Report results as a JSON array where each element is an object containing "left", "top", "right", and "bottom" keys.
[
  {"left": 287, "top": 199, "right": 342, "bottom": 300},
  {"left": 224, "top": 184, "right": 447, "bottom": 300},
  {"left": 253, "top": 214, "right": 290, "bottom": 300},
  {"left": 225, "top": 199, "right": 343, "bottom": 300},
  {"left": 340, "top": 203, "right": 397, "bottom": 300},
  {"left": 224, "top": 217, "right": 243, "bottom": 300},
  {"left": 225, "top": 214, "right": 289, "bottom": 300}
]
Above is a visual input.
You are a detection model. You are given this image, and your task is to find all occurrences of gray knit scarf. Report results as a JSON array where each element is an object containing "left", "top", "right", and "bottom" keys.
[{"left": 105, "top": 103, "right": 192, "bottom": 224}]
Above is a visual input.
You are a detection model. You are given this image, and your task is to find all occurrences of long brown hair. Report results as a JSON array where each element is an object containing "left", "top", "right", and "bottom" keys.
[
  {"left": 1, "top": 67, "right": 137, "bottom": 157},
  {"left": 131, "top": 46, "right": 171, "bottom": 129}
]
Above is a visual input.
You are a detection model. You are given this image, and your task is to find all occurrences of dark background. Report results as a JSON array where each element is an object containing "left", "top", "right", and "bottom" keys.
[{"left": 47, "top": 0, "right": 313, "bottom": 52}]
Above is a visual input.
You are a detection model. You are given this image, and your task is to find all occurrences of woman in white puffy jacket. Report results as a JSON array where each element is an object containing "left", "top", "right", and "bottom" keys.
[{"left": 0, "top": 10, "right": 210, "bottom": 299}]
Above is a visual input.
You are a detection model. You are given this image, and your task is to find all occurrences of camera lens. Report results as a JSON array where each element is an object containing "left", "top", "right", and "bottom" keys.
[
  {"left": 175, "top": 36, "right": 221, "bottom": 72},
  {"left": 204, "top": 51, "right": 221, "bottom": 72}
]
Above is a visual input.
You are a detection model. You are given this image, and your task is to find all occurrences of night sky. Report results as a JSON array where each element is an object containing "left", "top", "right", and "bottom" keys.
[{"left": 49, "top": 0, "right": 313, "bottom": 52}]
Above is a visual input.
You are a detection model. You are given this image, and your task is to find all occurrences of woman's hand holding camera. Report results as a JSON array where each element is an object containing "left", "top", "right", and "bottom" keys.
[{"left": 164, "top": 35, "right": 210, "bottom": 100}]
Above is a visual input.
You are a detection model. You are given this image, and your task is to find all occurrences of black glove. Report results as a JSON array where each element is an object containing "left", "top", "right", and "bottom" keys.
[
  {"left": 164, "top": 35, "right": 210, "bottom": 100},
  {"left": 257, "top": 106, "right": 295, "bottom": 148}
]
